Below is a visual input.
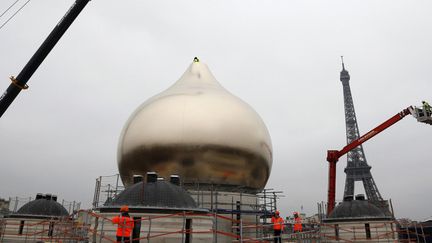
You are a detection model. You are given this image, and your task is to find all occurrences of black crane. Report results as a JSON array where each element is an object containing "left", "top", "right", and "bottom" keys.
[{"left": 0, "top": 0, "right": 91, "bottom": 117}]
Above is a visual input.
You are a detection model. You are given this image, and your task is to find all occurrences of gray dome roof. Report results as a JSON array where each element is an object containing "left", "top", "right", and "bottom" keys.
[
  {"left": 325, "top": 200, "right": 391, "bottom": 222},
  {"left": 12, "top": 198, "right": 68, "bottom": 218},
  {"left": 102, "top": 180, "right": 202, "bottom": 212}
]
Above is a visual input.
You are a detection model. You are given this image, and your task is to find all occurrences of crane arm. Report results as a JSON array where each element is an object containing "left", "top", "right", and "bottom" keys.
[
  {"left": 328, "top": 107, "right": 413, "bottom": 162},
  {"left": 326, "top": 106, "right": 413, "bottom": 215},
  {"left": 0, "top": 0, "right": 91, "bottom": 118}
]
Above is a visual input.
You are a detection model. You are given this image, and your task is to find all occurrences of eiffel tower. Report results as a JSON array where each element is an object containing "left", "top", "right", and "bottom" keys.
[{"left": 339, "top": 57, "right": 383, "bottom": 202}]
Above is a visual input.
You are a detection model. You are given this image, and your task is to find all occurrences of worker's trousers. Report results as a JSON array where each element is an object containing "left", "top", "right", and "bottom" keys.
[
  {"left": 116, "top": 236, "right": 131, "bottom": 243},
  {"left": 274, "top": 229, "right": 282, "bottom": 243}
]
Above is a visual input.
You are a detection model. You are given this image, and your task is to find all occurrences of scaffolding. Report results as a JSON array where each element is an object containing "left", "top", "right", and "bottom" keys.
[
  {"left": 92, "top": 175, "right": 282, "bottom": 217},
  {"left": 92, "top": 174, "right": 124, "bottom": 208},
  {"left": 1, "top": 209, "right": 430, "bottom": 242},
  {"left": 87, "top": 175, "right": 431, "bottom": 242},
  {"left": 92, "top": 174, "right": 286, "bottom": 241}
]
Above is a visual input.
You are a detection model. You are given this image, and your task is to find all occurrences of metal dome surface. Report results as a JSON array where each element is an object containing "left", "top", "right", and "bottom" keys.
[
  {"left": 325, "top": 200, "right": 391, "bottom": 222},
  {"left": 104, "top": 180, "right": 199, "bottom": 210},
  {"left": 12, "top": 198, "right": 68, "bottom": 218},
  {"left": 118, "top": 60, "right": 272, "bottom": 190}
]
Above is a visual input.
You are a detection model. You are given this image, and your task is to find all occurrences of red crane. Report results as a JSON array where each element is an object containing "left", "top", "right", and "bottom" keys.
[{"left": 326, "top": 106, "right": 431, "bottom": 215}]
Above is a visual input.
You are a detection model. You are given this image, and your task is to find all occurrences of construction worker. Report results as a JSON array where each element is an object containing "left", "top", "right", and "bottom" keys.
[
  {"left": 112, "top": 205, "right": 134, "bottom": 243},
  {"left": 423, "top": 101, "right": 431, "bottom": 116},
  {"left": 293, "top": 212, "right": 302, "bottom": 233},
  {"left": 271, "top": 210, "right": 284, "bottom": 243}
]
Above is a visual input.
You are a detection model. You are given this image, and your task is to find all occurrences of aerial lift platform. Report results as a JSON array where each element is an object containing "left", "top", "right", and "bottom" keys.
[
  {"left": 412, "top": 106, "right": 432, "bottom": 125},
  {"left": 326, "top": 103, "right": 431, "bottom": 214}
]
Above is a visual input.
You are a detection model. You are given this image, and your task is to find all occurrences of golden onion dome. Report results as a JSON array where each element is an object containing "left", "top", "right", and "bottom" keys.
[{"left": 118, "top": 59, "right": 272, "bottom": 191}]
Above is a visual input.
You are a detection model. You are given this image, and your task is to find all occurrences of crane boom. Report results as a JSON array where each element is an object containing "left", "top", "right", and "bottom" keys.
[
  {"left": 326, "top": 106, "right": 414, "bottom": 215},
  {"left": 0, "top": 0, "right": 91, "bottom": 118}
]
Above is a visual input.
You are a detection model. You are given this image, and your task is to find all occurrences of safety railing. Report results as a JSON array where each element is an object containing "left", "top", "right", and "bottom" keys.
[
  {"left": 0, "top": 210, "right": 429, "bottom": 243},
  {"left": 0, "top": 217, "right": 90, "bottom": 242}
]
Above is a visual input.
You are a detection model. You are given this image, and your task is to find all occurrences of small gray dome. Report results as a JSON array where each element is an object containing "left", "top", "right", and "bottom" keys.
[
  {"left": 325, "top": 200, "right": 391, "bottom": 222},
  {"left": 12, "top": 198, "right": 68, "bottom": 218},
  {"left": 102, "top": 180, "right": 202, "bottom": 212}
]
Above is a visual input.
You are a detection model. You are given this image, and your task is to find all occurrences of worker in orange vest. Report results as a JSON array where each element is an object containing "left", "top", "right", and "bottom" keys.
[
  {"left": 271, "top": 210, "right": 284, "bottom": 243},
  {"left": 293, "top": 212, "right": 302, "bottom": 233},
  {"left": 423, "top": 100, "right": 431, "bottom": 116},
  {"left": 112, "top": 205, "right": 134, "bottom": 243}
]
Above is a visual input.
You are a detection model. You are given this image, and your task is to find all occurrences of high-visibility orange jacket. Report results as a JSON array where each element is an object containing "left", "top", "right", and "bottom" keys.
[
  {"left": 112, "top": 215, "right": 134, "bottom": 237},
  {"left": 271, "top": 216, "right": 285, "bottom": 230},
  {"left": 294, "top": 217, "right": 302, "bottom": 232}
]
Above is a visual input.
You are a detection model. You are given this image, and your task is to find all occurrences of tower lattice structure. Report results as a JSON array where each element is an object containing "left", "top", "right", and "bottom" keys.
[{"left": 339, "top": 57, "right": 383, "bottom": 202}]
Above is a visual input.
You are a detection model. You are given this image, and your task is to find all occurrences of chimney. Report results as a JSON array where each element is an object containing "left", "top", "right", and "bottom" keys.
[
  {"left": 343, "top": 195, "right": 354, "bottom": 201},
  {"left": 170, "top": 175, "right": 180, "bottom": 186},
  {"left": 45, "top": 194, "right": 52, "bottom": 200},
  {"left": 146, "top": 172, "right": 157, "bottom": 183},
  {"left": 133, "top": 175, "right": 143, "bottom": 184},
  {"left": 52, "top": 195, "right": 58, "bottom": 202},
  {"left": 36, "top": 193, "right": 44, "bottom": 200}
]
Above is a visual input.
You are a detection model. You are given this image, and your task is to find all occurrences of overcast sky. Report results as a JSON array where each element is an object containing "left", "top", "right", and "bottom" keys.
[{"left": 0, "top": 0, "right": 431, "bottom": 221}]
